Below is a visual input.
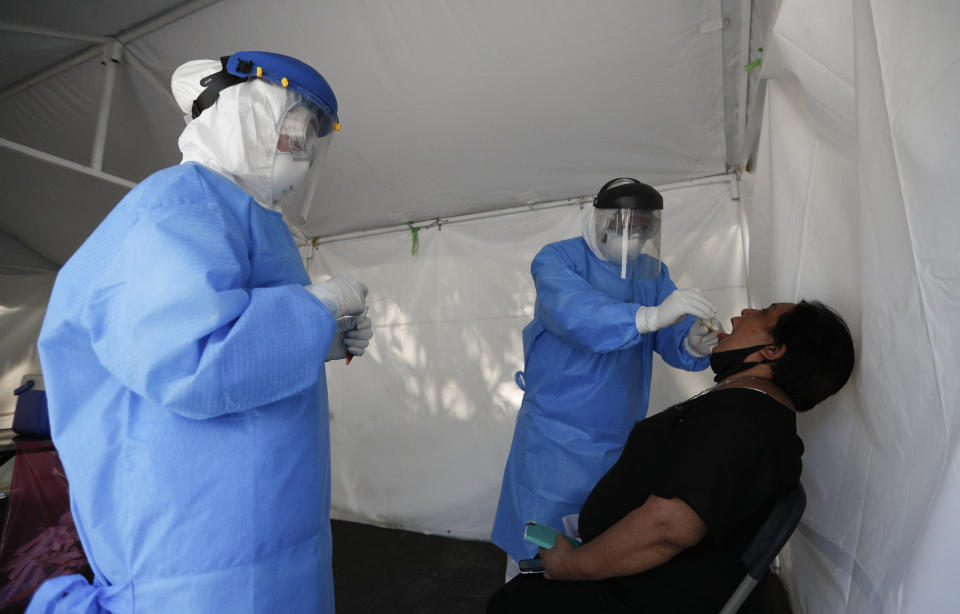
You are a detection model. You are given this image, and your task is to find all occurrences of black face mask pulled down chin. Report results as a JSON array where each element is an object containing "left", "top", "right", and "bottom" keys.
[{"left": 710, "top": 344, "right": 774, "bottom": 383}]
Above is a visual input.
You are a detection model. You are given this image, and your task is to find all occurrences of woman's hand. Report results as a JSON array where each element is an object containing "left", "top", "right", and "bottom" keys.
[{"left": 539, "top": 534, "right": 580, "bottom": 580}]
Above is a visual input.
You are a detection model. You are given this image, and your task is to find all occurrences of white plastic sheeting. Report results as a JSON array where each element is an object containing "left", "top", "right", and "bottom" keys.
[
  {"left": 748, "top": 0, "right": 960, "bottom": 612},
  {"left": 309, "top": 178, "right": 747, "bottom": 538}
]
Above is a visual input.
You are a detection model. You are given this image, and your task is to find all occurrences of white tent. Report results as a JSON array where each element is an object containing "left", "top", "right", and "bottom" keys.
[{"left": 0, "top": 1, "right": 957, "bottom": 612}]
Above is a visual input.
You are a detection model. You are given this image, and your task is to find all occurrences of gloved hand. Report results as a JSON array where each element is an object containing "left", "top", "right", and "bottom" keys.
[
  {"left": 326, "top": 314, "right": 374, "bottom": 361},
  {"left": 635, "top": 288, "right": 716, "bottom": 334},
  {"left": 306, "top": 274, "right": 368, "bottom": 319},
  {"left": 684, "top": 316, "right": 723, "bottom": 357}
]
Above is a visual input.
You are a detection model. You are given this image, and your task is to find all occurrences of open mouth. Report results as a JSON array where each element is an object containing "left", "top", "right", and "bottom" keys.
[{"left": 718, "top": 332, "right": 729, "bottom": 340}]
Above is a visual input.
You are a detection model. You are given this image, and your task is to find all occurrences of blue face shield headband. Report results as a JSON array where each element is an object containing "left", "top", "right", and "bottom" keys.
[{"left": 190, "top": 51, "right": 339, "bottom": 135}]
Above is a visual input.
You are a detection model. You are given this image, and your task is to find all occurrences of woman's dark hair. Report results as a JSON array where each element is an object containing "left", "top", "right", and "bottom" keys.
[{"left": 769, "top": 300, "right": 855, "bottom": 412}]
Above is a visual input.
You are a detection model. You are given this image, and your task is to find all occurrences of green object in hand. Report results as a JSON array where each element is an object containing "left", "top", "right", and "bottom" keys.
[{"left": 523, "top": 522, "right": 581, "bottom": 549}]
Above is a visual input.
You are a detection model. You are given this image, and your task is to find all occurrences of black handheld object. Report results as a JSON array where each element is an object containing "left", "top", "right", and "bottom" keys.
[{"left": 518, "top": 558, "right": 546, "bottom": 574}]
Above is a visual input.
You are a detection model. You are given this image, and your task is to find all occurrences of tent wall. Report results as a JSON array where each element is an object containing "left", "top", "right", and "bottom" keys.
[
  {"left": 0, "top": 147, "right": 131, "bottom": 267},
  {"left": 309, "top": 178, "right": 747, "bottom": 538},
  {"left": 749, "top": 0, "right": 960, "bottom": 612},
  {"left": 0, "top": 228, "right": 59, "bottom": 275},
  {"left": 0, "top": 273, "right": 54, "bottom": 426}
]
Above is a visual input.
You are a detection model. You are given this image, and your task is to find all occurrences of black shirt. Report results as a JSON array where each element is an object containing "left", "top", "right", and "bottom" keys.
[{"left": 577, "top": 387, "right": 803, "bottom": 611}]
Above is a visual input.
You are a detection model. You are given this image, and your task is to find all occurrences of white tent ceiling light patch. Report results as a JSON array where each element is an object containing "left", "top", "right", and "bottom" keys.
[{"left": 0, "top": 0, "right": 762, "bottom": 268}]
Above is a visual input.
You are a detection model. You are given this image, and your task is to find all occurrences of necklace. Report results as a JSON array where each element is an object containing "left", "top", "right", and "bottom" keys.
[
  {"left": 717, "top": 375, "right": 768, "bottom": 387},
  {"left": 685, "top": 375, "right": 770, "bottom": 403},
  {"left": 661, "top": 376, "right": 772, "bottom": 417}
]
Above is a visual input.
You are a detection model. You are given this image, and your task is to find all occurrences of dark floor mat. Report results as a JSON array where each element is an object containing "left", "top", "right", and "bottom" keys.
[{"left": 332, "top": 519, "right": 505, "bottom": 614}]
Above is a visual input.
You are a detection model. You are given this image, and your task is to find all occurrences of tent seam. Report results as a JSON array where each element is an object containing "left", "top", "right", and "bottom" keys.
[
  {"left": 886, "top": 55, "right": 960, "bottom": 128},
  {"left": 792, "top": 139, "right": 818, "bottom": 299},
  {"left": 304, "top": 173, "right": 736, "bottom": 246},
  {"left": 849, "top": 435, "right": 882, "bottom": 610},
  {"left": 773, "top": 29, "right": 853, "bottom": 88}
]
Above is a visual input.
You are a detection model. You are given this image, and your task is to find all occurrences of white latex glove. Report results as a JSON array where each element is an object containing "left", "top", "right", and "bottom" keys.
[
  {"left": 684, "top": 317, "right": 723, "bottom": 357},
  {"left": 326, "top": 314, "right": 374, "bottom": 362},
  {"left": 635, "top": 288, "right": 716, "bottom": 334},
  {"left": 306, "top": 274, "right": 368, "bottom": 319},
  {"left": 344, "top": 315, "right": 373, "bottom": 357}
]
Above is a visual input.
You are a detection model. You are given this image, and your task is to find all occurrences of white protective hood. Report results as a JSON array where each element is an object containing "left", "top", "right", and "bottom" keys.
[{"left": 172, "top": 58, "right": 300, "bottom": 209}]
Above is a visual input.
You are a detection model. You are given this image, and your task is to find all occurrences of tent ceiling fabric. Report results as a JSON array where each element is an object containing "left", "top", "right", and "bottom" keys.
[
  {"left": 0, "top": 0, "right": 740, "bottom": 265},
  {"left": 0, "top": 0, "right": 187, "bottom": 90},
  {"left": 0, "top": 148, "right": 130, "bottom": 265}
]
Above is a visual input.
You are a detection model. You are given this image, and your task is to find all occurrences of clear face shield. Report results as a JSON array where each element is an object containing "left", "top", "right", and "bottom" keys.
[
  {"left": 271, "top": 100, "right": 337, "bottom": 226},
  {"left": 593, "top": 208, "right": 662, "bottom": 280}
]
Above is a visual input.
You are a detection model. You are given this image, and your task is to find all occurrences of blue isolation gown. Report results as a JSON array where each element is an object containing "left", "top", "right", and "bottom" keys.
[
  {"left": 491, "top": 237, "right": 709, "bottom": 561},
  {"left": 28, "top": 163, "right": 337, "bottom": 613}
]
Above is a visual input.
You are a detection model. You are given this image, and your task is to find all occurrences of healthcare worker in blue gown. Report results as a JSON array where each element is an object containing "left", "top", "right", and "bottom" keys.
[
  {"left": 28, "top": 52, "right": 372, "bottom": 614},
  {"left": 491, "top": 178, "right": 722, "bottom": 576}
]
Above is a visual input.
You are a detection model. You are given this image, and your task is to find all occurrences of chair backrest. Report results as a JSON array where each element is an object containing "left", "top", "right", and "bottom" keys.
[
  {"left": 718, "top": 483, "right": 806, "bottom": 614},
  {"left": 743, "top": 484, "right": 806, "bottom": 580}
]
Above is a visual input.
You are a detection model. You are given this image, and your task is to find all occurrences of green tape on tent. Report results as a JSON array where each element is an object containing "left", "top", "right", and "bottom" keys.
[{"left": 408, "top": 223, "right": 419, "bottom": 255}]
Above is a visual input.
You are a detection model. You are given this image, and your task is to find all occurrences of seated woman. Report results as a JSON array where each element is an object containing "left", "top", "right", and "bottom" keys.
[{"left": 488, "top": 300, "right": 855, "bottom": 613}]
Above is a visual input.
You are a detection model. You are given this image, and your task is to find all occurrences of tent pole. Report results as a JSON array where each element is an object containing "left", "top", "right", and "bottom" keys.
[
  {"left": 0, "top": 21, "right": 111, "bottom": 44},
  {"left": 91, "top": 42, "right": 122, "bottom": 171},
  {"left": 735, "top": 0, "right": 752, "bottom": 167},
  {"left": 307, "top": 197, "right": 591, "bottom": 247},
  {"left": 736, "top": 184, "right": 753, "bottom": 308},
  {"left": 114, "top": 0, "right": 222, "bottom": 45},
  {"left": 657, "top": 173, "right": 736, "bottom": 193},
  {"left": 733, "top": 1, "right": 755, "bottom": 308},
  {"left": 0, "top": 46, "right": 103, "bottom": 102},
  {"left": 307, "top": 173, "right": 738, "bottom": 247},
  {"left": 0, "top": 264, "right": 60, "bottom": 275},
  {"left": 0, "top": 137, "right": 136, "bottom": 189},
  {"left": 0, "top": 0, "right": 221, "bottom": 102}
]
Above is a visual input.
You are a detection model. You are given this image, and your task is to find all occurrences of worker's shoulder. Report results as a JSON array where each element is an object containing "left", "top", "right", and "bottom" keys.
[
  {"left": 138, "top": 162, "right": 240, "bottom": 196},
  {"left": 537, "top": 236, "right": 587, "bottom": 257},
  {"left": 547, "top": 236, "right": 585, "bottom": 249},
  {"left": 128, "top": 163, "right": 251, "bottom": 214}
]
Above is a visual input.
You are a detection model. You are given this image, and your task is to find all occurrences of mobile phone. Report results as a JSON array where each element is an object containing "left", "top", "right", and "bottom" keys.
[
  {"left": 523, "top": 521, "right": 581, "bottom": 549},
  {"left": 518, "top": 558, "right": 546, "bottom": 574}
]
